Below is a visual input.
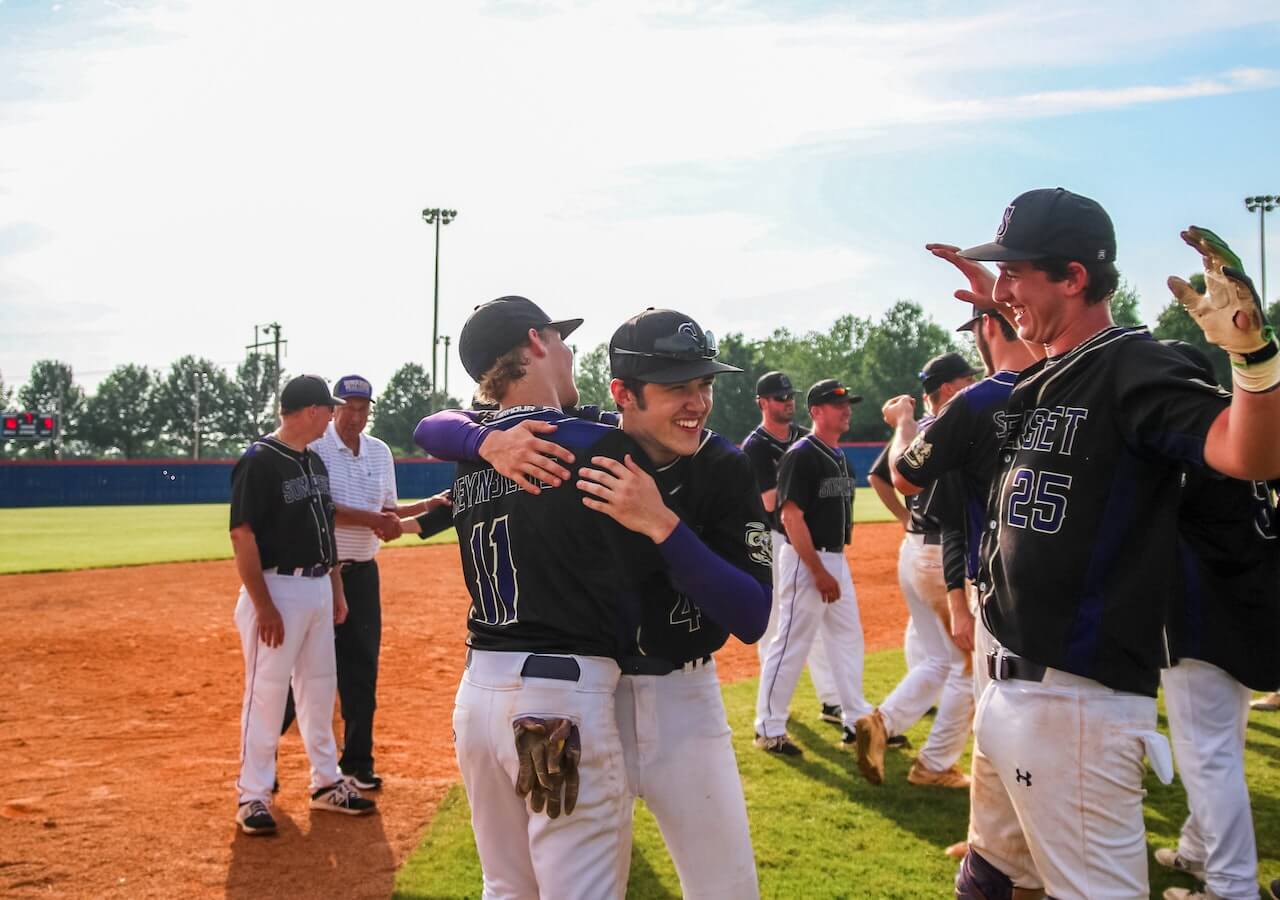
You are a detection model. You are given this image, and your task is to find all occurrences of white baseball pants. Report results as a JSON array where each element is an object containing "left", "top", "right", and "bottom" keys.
[
  {"left": 972, "top": 659, "right": 1173, "bottom": 900},
  {"left": 616, "top": 661, "right": 758, "bottom": 900},
  {"left": 903, "top": 615, "right": 926, "bottom": 671},
  {"left": 1162, "top": 659, "right": 1259, "bottom": 900},
  {"left": 755, "top": 543, "right": 871, "bottom": 736},
  {"left": 234, "top": 573, "right": 342, "bottom": 804},
  {"left": 453, "top": 651, "right": 628, "bottom": 900},
  {"left": 760, "top": 531, "right": 839, "bottom": 706},
  {"left": 878, "top": 534, "right": 972, "bottom": 770}
]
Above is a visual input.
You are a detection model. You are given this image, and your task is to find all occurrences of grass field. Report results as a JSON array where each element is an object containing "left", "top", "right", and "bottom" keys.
[
  {"left": 0, "top": 492, "right": 899, "bottom": 574},
  {"left": 393, "top": 654, "right": 1280, "bottom": 900},
  {"left": 0, "top": 502, "right": 458, "bottom": 574}
]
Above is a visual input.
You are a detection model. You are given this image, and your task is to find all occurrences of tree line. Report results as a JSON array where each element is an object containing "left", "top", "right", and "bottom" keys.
[{"left": 2, "top": 274, "right": 1267, "bottom": 460}]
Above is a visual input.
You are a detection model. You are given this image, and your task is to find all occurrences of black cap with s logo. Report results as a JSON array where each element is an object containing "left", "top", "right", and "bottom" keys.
[{"left": 959, "top": 187, "right": 1117, "bottom": 264}]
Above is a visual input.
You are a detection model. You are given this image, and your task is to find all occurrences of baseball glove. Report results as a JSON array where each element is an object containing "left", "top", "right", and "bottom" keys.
[
  {"left": 1168, "top": 226, "right": 1276, "bottom": 366},
  {"left": 513, "top": 716, "right": 581, "bottom": 818}
]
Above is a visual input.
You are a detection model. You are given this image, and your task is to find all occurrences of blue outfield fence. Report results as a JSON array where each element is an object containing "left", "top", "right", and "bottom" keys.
[{"left": 0, "top": 444, "right": 885, "bottom": 508}]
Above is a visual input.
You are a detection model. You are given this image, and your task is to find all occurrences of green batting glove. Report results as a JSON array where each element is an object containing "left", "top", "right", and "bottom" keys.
[{"left": 1168, "top": 226, "right": 1274, "bottom": 360}]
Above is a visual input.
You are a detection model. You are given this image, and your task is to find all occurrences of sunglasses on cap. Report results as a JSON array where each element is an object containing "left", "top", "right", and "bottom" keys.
[
  {"left": 612, "top": 328, "right": 720, "bottom": 361},
  {"left": 827, "top": 386, "right": 851, "bottom": 398}
]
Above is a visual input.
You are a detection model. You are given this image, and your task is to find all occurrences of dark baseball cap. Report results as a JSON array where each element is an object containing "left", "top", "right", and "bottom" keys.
[
  {"left": 458, "top": 296, "right": 583, "bottom": 381},
  {"left": 956, "top": 303, "right": 1001, "bottom": 333},
  {"left": 334, "top": 374, "right": 375, "bottom": 403},
  {"left": 756, "top": 371, "right": 795, "bottom": 398},
  {"left": 609, "top": 308, "right": 742, "bottom": 384},
  {"left": 281, "top": 374, "right": 346, "bottom": 413},
  {"left": 959, "top": 188, "right": 1116, "bottom": 264},
  {"left": 1161, "top": 339, "right": 1219, "bottom": 388},
  {"left": 919, "top": 352, "right": 977, "bottom": 394},
  {"left": 806, "top": 378, "right": 862, "bottom": 407}
]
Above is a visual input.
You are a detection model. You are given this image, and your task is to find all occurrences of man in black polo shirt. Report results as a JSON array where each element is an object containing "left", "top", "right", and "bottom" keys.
[
  {"left": 754, "top": 379, "right": 872, "bottom": 755},
  {"left": 229, "top": 375, "right": 376, "bottom": 836},
  {"left": 742, "top": 370, "right": 841, "bottom": 723},
  {"left": 921, "top": 189, "right": 1280, "bottom": 899}
]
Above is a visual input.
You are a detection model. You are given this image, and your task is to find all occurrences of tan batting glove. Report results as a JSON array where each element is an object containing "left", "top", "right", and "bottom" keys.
[
  {"left": 513, "top": 716, "right": 581, "bottom": 818},
  {"left": 1168, "top": 226, "right": 1279, "bottom": 392}
]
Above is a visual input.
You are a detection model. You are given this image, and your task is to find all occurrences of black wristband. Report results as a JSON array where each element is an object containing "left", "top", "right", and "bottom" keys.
[{"left": 1240, "top": 337, "right": 1280, "bottom": 366}]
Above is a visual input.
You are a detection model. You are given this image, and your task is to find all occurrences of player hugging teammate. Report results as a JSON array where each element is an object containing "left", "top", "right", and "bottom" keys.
[{"left": 417, "top": 300, "right": 772, "bottom": 899}]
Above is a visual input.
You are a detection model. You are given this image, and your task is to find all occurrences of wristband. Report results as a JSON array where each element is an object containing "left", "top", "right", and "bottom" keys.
[
  {"left": 1230, "top": 342, "right": 1280, "bottom": 393},
  {"left": 1231, "top": 328, "right": 1279, "bottom": 367}
]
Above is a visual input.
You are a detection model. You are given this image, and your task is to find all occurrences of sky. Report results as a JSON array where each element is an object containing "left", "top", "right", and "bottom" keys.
[{"left": 2, "top": 0, "right": 1279, "bottom": 402}]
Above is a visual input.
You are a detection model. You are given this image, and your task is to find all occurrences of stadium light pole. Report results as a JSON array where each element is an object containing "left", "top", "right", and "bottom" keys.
[
  {"left": 421, "top": 208, "right": 458, "bottom": 394},
  {"left": 192, "top": 369, "right": 208, "bottom": 461},
  {"left": 439, "top": 334, "right": 452, "bottom": 399},
  {"left": 1245, "top": 195, "right": 1276, "bottom": 307}
]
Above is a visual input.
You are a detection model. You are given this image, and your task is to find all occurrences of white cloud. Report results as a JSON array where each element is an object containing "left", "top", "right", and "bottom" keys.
[{"left": 0, "top": 0, "right": 1277, "bottom": 395}]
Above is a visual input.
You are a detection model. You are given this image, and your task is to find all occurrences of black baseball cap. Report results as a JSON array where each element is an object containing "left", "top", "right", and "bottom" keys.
[
  {"left": 806, "top": 378, "right": 862, "bottom": 407},
  {"left": 458, "top": 296, "right": 583, "bottom": 381},
  {"left": 956, "top": 303, "right": 1009, "bottom": 333},
  {"left": 959, "top": 188, "right": 1116, "bottom": 264},
  {"left": 919, "top": 352, "right": 977, "bottom": 394},
  {"left": 609, "top": 308, "right": 742, "bottom": 384},
  {"left": 1161, "top": 339, "right": 1220, "bottom": 388},
  {"left": 280, "top": 374, "right": 346, "bottom": 413},
  {"left": 756, "top": 371, "right": 795, "bottom": 399}
]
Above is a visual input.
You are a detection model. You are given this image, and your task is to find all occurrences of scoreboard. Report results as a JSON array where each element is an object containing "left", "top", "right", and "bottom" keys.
[{"left": 2, "top": 412, "right": 57, "bottom": 440}]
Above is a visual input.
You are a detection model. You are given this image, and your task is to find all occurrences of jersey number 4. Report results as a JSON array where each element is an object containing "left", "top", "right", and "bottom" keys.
[{"left": 468, "top": 517, "right": 520, "bottom": 625}]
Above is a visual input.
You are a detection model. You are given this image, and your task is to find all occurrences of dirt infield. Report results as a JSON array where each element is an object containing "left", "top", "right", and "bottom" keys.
[{"left": 2, "top": 522, "right": 910, "bottom": 899}]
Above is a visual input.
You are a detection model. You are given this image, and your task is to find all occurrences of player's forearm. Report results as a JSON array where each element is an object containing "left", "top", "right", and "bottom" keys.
[
  {"left": 781, "top": 511, "right": 826, "bottom": 577},
  {"left": 655, "top": 522, "right": 771, "bottom": 643},
  {"left": 888, "top": 420, "right": 924, "bottom": 496},
  {"left": 868, "top": 474, "right": 908, "bottom": 525},
  {"left": 1205, "top": 393, "right": 1280, "bottom": 481},
  {"left": 413, "top": 409, "right": 485, "bottom": 461},
  {"left": 230, "top": 528, "right": 273, "bottom": 610},
  {"left": 333, "top": 504, "right": 382, "bottom": 529}
]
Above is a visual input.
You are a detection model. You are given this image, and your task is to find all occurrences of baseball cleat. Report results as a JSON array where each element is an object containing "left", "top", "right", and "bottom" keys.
[
  {"left": 754, "top": 732, "right": 803, "bottom": 757},
  {"left": 342, "top": 769, "right": 383, "bottom": 791},
  {"left": 853, "top": 709, "right": 887, "bottom": 785},
  {"left": 1153, "top": 848, "right": 1206, "bottom": 882},
  {"left": 310, "top": 780, "right": 377, "bottom": 816},
  {"left": 887, "top": 733, "right": 912, "bottom": 750},
  {"left": 907, "top": 760, "right": 971, "bottom": 789},
  {"left": 1268, "top": 878, "right": 1279, "bottom": 900},
  {"left": 1251, "top": 691, "right": 1280, "bottom": 711},
  {"left": 235, "top": 800, "right": 278, "bottom": 836},
  {"left": 819, "top": 703, "right": 843, "bottom": 725}
]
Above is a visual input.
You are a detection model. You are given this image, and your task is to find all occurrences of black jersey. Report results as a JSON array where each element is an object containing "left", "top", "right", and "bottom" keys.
[
  {"left": 776, "top": 434, "right": 855, "bottom": 552},
  {"left": 871, "top": 419, "right": 941, "bottom": 536},
  {"left": 896, "top": 370, "right": 1018, "bottom": 579},
  {"left": 632, "top": 431, "right": 773, "bottom": 665},
  {"left": 230, "top": 435, "right": 338, "bottom": 571},
  {"left": 452, "top": 407, "right": 662, "bottom": 657},
  {"left": 977, "top": 327, "right": 1230, "bottom": 696},
  {"left": 1168, "top": 473, "right": 1280, "bottom": 691},
  {"left": 741, "top": 423, "right": 804, "bottom": 531}
]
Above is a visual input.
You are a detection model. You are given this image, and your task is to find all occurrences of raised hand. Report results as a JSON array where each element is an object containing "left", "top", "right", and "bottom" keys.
[{"left": 926, "top": 243, "right": 998, "bottom": 308}]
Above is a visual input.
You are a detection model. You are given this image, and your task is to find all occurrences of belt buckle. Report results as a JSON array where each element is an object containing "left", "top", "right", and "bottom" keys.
[{"left": 985, "top": 649, "right": 1004, "bottom": 681}]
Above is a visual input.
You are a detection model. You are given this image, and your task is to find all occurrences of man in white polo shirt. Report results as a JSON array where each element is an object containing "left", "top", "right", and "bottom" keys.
[{"left": 308, "top": 374, "right": 437, "bottom": 790}]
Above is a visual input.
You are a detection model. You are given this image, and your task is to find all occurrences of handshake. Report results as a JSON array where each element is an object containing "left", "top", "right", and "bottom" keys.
[{"left": 368, "top": 509, "right": 404, "bottom": 541}]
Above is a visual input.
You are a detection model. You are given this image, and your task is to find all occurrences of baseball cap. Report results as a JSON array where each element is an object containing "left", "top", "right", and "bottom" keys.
[
  {"left": 1161, "top": 339, "right": 1220, "bottom": 388},
  {"left": 458, "top": 296, "right": 583, "bottom": 381},
  {"left": 955, "top": 303, "right": 1002, "bottom": 333},
  {"left": 609, "top": 308, "right": 742, "bottom": 384},
  {"left": 806, "top": 378, "right": 862, "bottom": 407},
  {"left": 756, "top": 371, "right": 795, "bottom": 399},
  {"left": 959, "top": 188, "right": 1116, "bottom": 264},
  {"left": 919, "top": 352, "right": 977, "bottom": 394},
  {"left": 281, "top": 374, "right": 346, "bottom": 413},
  {"left": 334, "top": 374, "right": 375, "bottom": 403}
]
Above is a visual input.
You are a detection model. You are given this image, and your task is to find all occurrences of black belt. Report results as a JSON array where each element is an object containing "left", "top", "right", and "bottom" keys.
[
  {"left": 986, "top": 650, "right": 1046, "bottom": 683},
  {"left": 777, "top": 534, "right": 846, "bottom": 555},
  {"left": 908, "top": 531, "right": 942, "bottom": 545},
  {"left": 619, "top": 655, "right": 712, "bottom": 676},
  {"left": 340, "top": 559, "right": 376, "bottom": 570},
  {"left": 520, "top": 655, "right": 582, "bottom": 682},
  {"left": 272, "top": 564, "right": 329, "bottom": 578}
]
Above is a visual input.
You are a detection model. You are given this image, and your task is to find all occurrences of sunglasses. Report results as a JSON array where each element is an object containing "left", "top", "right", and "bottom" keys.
[
  {"left": 766, "top": 393, "right": 795, "bottom": 402},
  {"left": 613, "top": 328, "right": 719, "bottom": 362}
]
